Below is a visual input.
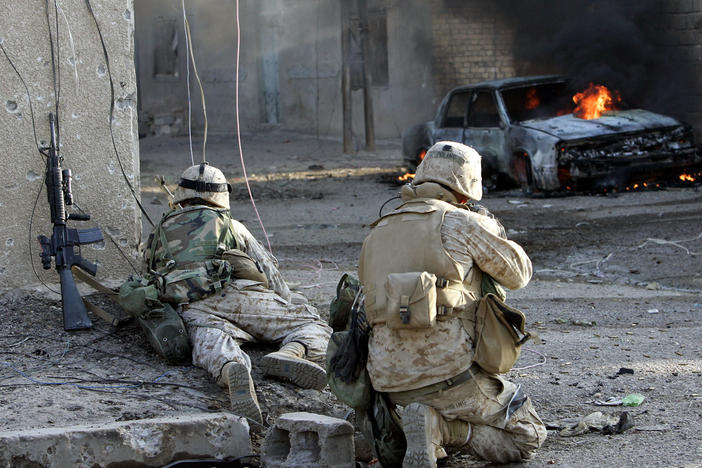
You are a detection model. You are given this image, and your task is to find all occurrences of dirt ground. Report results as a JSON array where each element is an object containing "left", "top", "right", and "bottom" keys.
[{"left": 2, "top": 130, "right": 701, "bottom": 467}]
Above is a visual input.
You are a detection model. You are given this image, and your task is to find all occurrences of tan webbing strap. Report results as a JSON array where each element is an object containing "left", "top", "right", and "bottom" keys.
[{"left": 71, "top": 266, "right": 130, "bottom": 327}]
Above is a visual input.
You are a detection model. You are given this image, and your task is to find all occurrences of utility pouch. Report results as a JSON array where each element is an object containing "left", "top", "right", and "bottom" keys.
[
  {"left": 118, "top": 276, "right": 162, "bottom": 316},
  {"left": 326, "top": 330, "right": 372, "bottom": 410},
  {"left": 383, "top": 271, "right": 438, "bottom": 329},
  {"left": 160, "top": 260, "right": 231, "bottom": 304},
  {"left": 221, "top": 248, "right": 269, "bottom": 287},
  {"left": 473, "top": 293, "right": 530, "bottom": 374}
]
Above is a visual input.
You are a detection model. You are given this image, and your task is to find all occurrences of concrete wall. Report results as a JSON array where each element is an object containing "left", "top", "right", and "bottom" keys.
[
  {"left": 0, "top": 0, "right": 141, "bottom": 290},
  {"left": 135, "top": 0, "right": 263, "bottom": 137},
  {"left": 135, "top": 0, "right": 436, "bottom": 140}
]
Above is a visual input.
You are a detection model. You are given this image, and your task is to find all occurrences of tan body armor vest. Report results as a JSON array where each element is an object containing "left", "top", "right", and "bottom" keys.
[
  {"left": 359, "top": 198, "right": 477, "bottom": 323},
  {"left": 359, "top": 198, "right": 479, "bottom": 392}
]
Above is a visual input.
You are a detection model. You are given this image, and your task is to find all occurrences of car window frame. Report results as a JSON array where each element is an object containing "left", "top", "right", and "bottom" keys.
[
  {"left": 466, "top": 89, "right": 504, "bottom": 129},
  {"left": 439, "top": 90, "right": 471, "bottom": 128}
]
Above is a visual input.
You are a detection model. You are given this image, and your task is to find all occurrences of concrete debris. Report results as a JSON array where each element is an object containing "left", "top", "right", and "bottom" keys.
[
  {"left": 263, "top": 412, "right": 355, "bottom": 468},
  {"left": 0, "top": 413, "right": 251, "bottom": 468}
]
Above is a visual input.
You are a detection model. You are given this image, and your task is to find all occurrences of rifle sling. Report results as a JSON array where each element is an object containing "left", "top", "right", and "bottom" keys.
[{"left": 71, "top": 266, "right": 130, "bottom": 327}]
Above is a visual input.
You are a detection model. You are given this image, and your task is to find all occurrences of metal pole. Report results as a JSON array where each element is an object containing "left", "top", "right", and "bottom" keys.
[{"left": 357, "top": 0, "right": 375, "bottom": 150}]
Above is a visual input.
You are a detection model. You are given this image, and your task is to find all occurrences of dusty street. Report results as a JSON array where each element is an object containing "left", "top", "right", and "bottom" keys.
[{"left": 2, "top": 131, "right": 701, "bottom": 467}]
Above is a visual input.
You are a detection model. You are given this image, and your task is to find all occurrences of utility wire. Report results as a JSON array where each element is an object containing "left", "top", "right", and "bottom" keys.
[
  {"left": 181, "top": 0, "right": 194, "bottom": 166},
  {"left": 182, "top": 10, "right": 208, "bottom": 163},
  {"left": 235, "top": 0, "right": 272, "bottom": 253},
  {"left": 84, "top": 0, "right": 155, "bottom": 227}
]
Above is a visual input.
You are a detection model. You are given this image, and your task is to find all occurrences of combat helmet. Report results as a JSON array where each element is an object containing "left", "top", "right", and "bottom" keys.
[
  {"left": 413, "top": 141, "right": 482, "bottom": 201},
  {"left": 173, "top": 162, "right": 232, "bottom": 209}
]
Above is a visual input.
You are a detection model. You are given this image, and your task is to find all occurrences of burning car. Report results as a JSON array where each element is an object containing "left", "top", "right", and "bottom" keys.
[{"left": 401, "top": 75, "right": 700, "bottom": 191}]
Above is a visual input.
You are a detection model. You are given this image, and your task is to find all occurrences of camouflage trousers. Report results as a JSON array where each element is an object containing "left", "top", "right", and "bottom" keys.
[
  {"left": 389, "top": 368, "right": 547, "bottom": 464},
  {"left": 180, "top": 279, "right": 332, "bottom": 386}
]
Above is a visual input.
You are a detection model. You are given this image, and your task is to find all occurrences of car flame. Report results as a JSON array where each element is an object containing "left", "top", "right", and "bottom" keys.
[{"left": 573, "top": 83, "right": 621, "bottom": 119}]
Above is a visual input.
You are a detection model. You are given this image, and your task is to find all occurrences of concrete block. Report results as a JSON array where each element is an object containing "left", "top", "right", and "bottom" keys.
[
  {"left": 262, "top": 412, "right": 354, "bottom": 468},
  {"left": 0, "top": 413, "right": 251, "bottom": 468}
]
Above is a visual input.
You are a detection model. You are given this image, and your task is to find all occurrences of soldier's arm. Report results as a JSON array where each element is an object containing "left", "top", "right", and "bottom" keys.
[
  {"left": 465, "top": 213, "right": 532, "bottom": 290},
  {"left": 230, "top": 219, "right": 292, "bottom": 301}
]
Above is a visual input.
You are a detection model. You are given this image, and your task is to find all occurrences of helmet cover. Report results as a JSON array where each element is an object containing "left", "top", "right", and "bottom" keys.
[{"left": 413, "top": 141, "right": 482, "bottom": 201}]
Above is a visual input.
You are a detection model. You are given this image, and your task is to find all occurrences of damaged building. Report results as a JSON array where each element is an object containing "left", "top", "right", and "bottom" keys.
[{"left": 135, "top": 0, "right": 702, "bottom": 142}]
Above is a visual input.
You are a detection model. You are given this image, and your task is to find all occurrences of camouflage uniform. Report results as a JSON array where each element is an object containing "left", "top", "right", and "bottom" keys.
[
  {"left": 358, "top": 142, "right": 546, "bottom": 466},
  {"left": 143, "top": 205, "right": 332, "bottom": 386}
]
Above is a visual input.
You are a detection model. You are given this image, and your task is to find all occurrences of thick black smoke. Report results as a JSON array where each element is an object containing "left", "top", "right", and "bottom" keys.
[{"left": 442, "top": 0, "right": 694, "bottom": 119}]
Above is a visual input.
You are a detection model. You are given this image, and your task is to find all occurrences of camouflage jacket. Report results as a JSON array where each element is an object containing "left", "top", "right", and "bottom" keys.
[{"left": 141, "top": 204, "right": 291, "bottom": 304}]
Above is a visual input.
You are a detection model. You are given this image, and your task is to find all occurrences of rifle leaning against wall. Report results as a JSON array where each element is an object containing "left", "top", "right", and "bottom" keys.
[{"left": 37, "top": 113, "right": 104, "bottom": 330}]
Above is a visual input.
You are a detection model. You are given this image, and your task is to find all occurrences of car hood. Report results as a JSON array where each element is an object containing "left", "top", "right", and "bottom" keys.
[{"left": 517, "top": 109, "right": 683, "bottom": 142}]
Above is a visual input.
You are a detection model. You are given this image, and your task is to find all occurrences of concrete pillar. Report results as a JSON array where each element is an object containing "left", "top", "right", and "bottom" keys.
[
  {"left": 262, "top": 412, "right": 355, "bottom": 468},
  {"left": 0, "top": 0, "right": 142, "bottom": 291}
]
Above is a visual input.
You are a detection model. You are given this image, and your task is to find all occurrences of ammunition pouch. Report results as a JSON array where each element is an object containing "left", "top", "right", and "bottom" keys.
[
  {"left": 383, "top": 271, "right": 438, "bottom": 328},
  {"left": 368, "top": 271, "right": 472, "bottom": 329}
]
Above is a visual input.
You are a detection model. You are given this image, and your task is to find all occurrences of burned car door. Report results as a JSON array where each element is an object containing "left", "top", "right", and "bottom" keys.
[
  {"left": 434, "top": 90, "right": 470, "bottom": 145},
  {"left": 464, "top": 90, "right": 508, "bottom": 177}
]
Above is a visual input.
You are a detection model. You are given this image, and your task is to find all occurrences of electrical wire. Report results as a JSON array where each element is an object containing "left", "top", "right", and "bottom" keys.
[
  {"left": 182, "top": 10, "right": 207, "bottom": 163},
  {"left": 84, "top": 0, "right": 155, "bottom": 227},
  {"left": 0, "top": 361, "right": 174, "bottom": 390},
  {"left": 45, "top": 0, "right": 61, "bottom": 146},
  {"left": 55, "top": 0, "right": 80, "bottom": 95},
  {"left": 235, "top": 0, "right": 273, "bottom": 253},
  {"left": 0, "top": 44, "right": 45, "bottom": 157},
  {"left": 378, "top": 195, "right": 401, "bottom": 217},
  {"left": 73, "top": 203, "right": 139, "bottom": 274},
  {"left": 181, "top": 0, "right": 194, "bottom": 166}
]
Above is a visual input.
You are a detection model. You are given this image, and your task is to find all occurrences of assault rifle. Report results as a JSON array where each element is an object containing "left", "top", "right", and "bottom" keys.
[{"left": 37, "top": 113, "right": 104, "bottom": 330}]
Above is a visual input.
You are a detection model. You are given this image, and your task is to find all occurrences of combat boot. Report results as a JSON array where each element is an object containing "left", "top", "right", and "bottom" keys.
[
  {"left": 402, "top": 403, "right": 444, "bottom": 468},
  {"left": 222, "top": 361, "right": 262, "bottom": 424},
  {"left": 261, "top": 341, "right": 327, "bottom": 390}
]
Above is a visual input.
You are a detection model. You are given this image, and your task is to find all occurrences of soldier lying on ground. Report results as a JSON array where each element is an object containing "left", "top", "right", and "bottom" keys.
[{"left": 119, "top": 163, "right": 332, "bottom": 424}]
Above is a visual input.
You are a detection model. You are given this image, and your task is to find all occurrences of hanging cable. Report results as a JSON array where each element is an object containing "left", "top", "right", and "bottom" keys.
[
  {"left": 55, "top": 0, "right": 80, "bottom": 95},
  {"left": 182, "top": 10, "right": 208, "bottom": 163},
  {"left": 45, "top": 0, "right": 61, "bottom": 145},
  {"left": 235, "top": 0, "right": 273, "bottom": 253},
  {"left": 84, "top": 0, "right": 154, "bottom": 227},
  {"left": 0, "top": 43, "right": 46, "bottom": 157},
  {"left": 181, "top": 0, "right": 194, "bottom": 165}
]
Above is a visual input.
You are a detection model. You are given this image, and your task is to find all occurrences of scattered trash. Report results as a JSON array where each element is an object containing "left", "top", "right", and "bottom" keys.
[
  {"left": 617, "top": 367, "right": 634, "bottom": 375},
  {"left": 554, "top": 318, "right": 568, "bottom": 324},
  {"left": 542, "top": 204, "right": 552, "bottom": 208},
  {"left": 645, "top": 282, "right": 661, "bottom": 290},
  {"left": 508, "top": 200, "right": 526, "bottom": 205},
  {"left": 559, "top": 411, "right": 634, "bottom": 437},
  {"left": 572, "top": 319, "right": 596, "bottom": 327},
  {"left": 647, "top": 308, "right": 659, "bottom": 314},
  {"left": 622, "top": 394, "right": 645, "bottom": 407},
  {"left": 593, "top": 397, "right": 623, "bottom": 406}
]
